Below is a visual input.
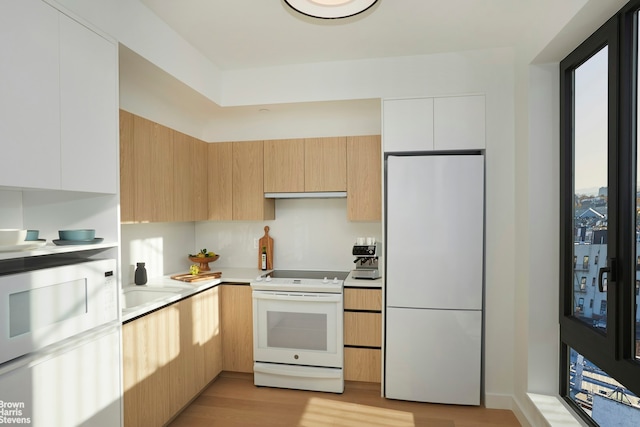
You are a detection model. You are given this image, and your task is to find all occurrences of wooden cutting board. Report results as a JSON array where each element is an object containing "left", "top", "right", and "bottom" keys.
[
  {"left": 171, "top": 271, "right": 222, "bottom": 283},
  {"left": 258, "top": 225, "right": 274, "bottom": 270}
]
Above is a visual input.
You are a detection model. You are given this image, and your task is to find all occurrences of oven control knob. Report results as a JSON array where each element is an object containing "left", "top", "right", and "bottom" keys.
[
  {"left": 332, "top": 277, "right": 339, "bottom": 284},
  {"left": 265, "top": 276, "right": 272, "bottom": 282},
  {"left": 294, "top": 354, "right": 299, "bottom": 360},
  {"left": 255, "top": 276, "right": 262, "bottom": 282},
  {"left": 323, "top": 277, "right": 329, "bottom": 283}
]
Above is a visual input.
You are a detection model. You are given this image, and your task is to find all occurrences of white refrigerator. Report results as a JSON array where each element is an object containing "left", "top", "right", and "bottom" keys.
[{"left": 384, "top": 154, "right": 484, "bottom": 405}]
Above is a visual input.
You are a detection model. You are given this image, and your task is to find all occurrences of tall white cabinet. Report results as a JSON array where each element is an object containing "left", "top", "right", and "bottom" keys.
[
  {"left": 0, "top": 0, "right": 61, "bottom": 189},
  {"left": 0, "top": 3, "right": 121, "bottom": 423},
  {"left": 382, "top": 95, "right": 486, "bottom": 405},
  {"left": 0, "top": 0, "right": 118, "bottom": 194},
  {"left": 59, "top": 12, "right": 118, "bottom": 193}
]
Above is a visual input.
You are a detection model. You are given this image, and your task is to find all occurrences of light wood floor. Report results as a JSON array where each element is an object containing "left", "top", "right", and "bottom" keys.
[{"left": 168, "top": 372, "right": 521, "bottom": 427}]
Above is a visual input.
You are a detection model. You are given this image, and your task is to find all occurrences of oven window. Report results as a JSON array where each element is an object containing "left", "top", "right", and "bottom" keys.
[
  {"left": 9, "top": 279, "right": 88, "bottom": 337},
  {"left": 267, "top": 311, "right": 328, "bottom": 351}
]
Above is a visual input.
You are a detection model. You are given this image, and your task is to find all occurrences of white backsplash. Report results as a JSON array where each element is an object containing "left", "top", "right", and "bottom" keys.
[
  {"left": 0, "top": 190, "right": 23, "bottom": 228},
  {"left": 120, "top": 198, "right": 381, "bottom": 284},
  {"left": 195, "top": 198, "right": 381, "bottom": 271},
  {"left": 121, "top": 222, "right": 195, "bottom": 285}
]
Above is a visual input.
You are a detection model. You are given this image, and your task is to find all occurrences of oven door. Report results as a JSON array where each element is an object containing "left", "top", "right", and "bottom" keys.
[{"left": 252, "top": 290, "right": 343, "bottom": 368}]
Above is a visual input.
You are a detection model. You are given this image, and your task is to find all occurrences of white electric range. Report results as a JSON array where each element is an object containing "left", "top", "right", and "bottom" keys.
[{"left": 250, "top": 270, "right": 349, "bottom": 393}]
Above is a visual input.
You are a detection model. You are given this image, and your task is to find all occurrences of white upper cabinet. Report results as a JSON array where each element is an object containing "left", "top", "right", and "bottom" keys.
[
  {"left": 434, "top": 95, "right": 485, "bottom": 150},
  {"left": 383, "top": 95, "right": 485, "bottom": 153},
  {"left": 0, "top": 0, "right": 61, "bottom": 189},
  {"left": 59, "top": 14, "right": 118, "bottom": 193},
  {"left": 382, "top": 98, "right": 434, "bottom": 152},
  {"left": 0, "top": 0, "right": 118, "bottom": 193}
]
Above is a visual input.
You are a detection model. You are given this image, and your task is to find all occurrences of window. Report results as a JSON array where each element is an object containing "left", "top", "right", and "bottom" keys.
[
  {"left": 599, "top": 300, "right": 607, "bottom": 316},
  {"left": 580, "top": 277, "right": 587, "bottom": 290},
  {"left": 560, "top": 1, "right": 640, "bottom": 424}
]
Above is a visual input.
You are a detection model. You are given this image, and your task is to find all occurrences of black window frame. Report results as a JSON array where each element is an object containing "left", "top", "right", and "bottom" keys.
[{"left": 559, "top": 0, "right": 640, "bottom": 423}]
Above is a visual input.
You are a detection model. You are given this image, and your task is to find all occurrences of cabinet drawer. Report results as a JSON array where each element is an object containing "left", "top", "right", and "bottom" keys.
[
  {"left": 344, "top": 312, "right": 381, "bottom": 347},
  {"left": 344, "top": 347, "right": 381, "bottom": 383},
  {"left": 344, "top": 288, "right": 382, "bottom": 311}
]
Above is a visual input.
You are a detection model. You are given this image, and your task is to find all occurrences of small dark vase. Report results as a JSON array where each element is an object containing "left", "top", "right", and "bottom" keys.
[{"left": 134, "top": 262, "right": 147, "bottom": 285}]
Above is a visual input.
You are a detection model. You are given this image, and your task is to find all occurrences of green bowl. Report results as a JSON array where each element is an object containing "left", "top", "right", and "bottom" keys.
[
  {"left": 58, "top": 229, "right": 95, "bottom": 241},
  {"left": 25, "top": 230, "right": 39, "bottom": 241}
]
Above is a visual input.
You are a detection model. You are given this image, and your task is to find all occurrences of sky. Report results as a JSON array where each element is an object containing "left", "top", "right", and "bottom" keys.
[{"left": 574, "top": 46, "right": 608, "bottom": 196}]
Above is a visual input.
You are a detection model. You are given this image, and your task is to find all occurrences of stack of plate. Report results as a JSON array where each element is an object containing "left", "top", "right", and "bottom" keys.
[{"left": 53, "top": 229, "right": 103, "bottom": 246}]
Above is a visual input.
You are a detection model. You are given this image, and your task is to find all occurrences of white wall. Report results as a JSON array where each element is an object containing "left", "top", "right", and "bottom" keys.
[
  {"left": 120, "top": 222, "right": 194, "bottom": 286},
  {"left": 0, "top": 190, "right": 24, "bottom": 228}
]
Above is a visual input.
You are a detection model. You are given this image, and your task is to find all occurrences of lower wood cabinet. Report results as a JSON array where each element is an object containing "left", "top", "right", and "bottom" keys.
[
  {"left": 345, "top": 347, "right": 382, "bottom": 383},
  {"left": 220, "top": 284, "right": 254, "bottom": 373},
  {"left": 122, "top": 286, "right": 221, "bottom": 427},
  {"left": 343, "top": 287, "right": 382, "bottom": 383}
]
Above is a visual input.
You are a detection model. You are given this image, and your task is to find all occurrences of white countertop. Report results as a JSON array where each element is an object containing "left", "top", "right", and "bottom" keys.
[
  {"left": 121, "top": 267, "right": 267, "bottom": 322},
  {"left": 122, "top": 268, "right": 382, "bottom": 322},
  {"left": 345, "top": 270, "right": 382, "bottom": 288}
]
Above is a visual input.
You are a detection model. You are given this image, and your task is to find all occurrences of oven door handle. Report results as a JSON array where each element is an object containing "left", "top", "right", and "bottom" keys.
[{"left": 252, "top": 292, "right": 342, "bottom": 303}]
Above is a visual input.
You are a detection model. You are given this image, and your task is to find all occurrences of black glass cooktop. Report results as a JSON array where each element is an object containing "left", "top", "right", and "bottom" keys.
[{"left": 266, "top": 270, "right": 349, "bottom": 280}]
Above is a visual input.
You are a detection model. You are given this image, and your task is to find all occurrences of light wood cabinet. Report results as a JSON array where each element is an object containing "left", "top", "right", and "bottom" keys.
[
  {"left": 208, "top": 142, "right": 233, "bottom": 220},
  {"left": 347, "top": 135, "right": 382, "bottom": 221},
  {"left": 209, "top": 140, "right": 276, "bottom": 221},
  {"left": 120, "top": 111, "right": 212, "bottom": 223},
  {"left": 304, "top": 137, "right": 347, "bottom": 191},
  {"left": 344, "top": 312, "right": 382, "bottom": 347},
  {"left": 120, "top": 111, "right": 136, "bottom": 222},
  {"left": 220, "top": 285, "right": 254, "bottom": 373},
  {"left": 232, "top": 141, "right": 275, "bottom": 221},
  {"left": 128, "top": 114, "right": 174, "bottom": 223},
  {"left": 173, "top": 130, "right": 195, "bottom": 222},
  {"left": 193, "top": 139, "right": 209, "bottom": 220},
  {"left": 122, "top": 286, "right": 221, "bottom": 427},
  {"left": 264, "top": 139, "right": 305, "bottom": 192},
  {"left": 345, "top": 348, "right": 382, "bottom": 383},
  {"left": 343, "top": 287, "right": 382, "bottom": 383},
  {"left": 123, "top": 303, "right": 177, "bottom": 427},
  {"left": 344, "top": 287, "right": 383, "bottom": 311}
]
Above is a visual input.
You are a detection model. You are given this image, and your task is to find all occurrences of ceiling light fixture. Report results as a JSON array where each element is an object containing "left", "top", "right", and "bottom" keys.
[{"left": 284, "top": 0, "right": 378, "bottom": 19}]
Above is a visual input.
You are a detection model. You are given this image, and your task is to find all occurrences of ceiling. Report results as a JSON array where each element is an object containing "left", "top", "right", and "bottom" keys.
[
  {"left": 138, "top": 0, "right": 587, "bottom": 71},
  {"left": 122, "top": 0, "right": 630, "bottom": 140}
]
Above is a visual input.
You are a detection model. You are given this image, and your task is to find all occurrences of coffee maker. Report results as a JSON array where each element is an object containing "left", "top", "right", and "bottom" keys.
[{"left": 351, "top": 242, "right": 380, "bottom": 279}]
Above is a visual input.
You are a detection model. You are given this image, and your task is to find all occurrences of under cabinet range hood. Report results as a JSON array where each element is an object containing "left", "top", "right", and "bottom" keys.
[{"left": 264, "top": 192, "right": 347, "bottom": 199}]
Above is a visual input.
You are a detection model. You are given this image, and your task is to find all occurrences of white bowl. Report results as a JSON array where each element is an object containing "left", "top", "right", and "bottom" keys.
[{"left": 0, "top": 229, "right": 28, "bottom": 246}]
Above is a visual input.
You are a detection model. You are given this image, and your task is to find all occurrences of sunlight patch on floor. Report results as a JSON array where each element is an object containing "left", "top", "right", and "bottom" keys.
[{"left": 300, "top": 396, "right": 416, "bottom": 427}]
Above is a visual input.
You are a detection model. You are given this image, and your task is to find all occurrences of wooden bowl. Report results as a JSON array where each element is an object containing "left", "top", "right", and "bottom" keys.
[{"left": 188, "top": 254, "right": 220, "bottom": 271}]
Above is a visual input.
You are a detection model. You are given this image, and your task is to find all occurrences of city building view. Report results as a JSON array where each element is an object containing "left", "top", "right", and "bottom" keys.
[{"left": 570, "top": 187, "right": 640, "bottom": 425}]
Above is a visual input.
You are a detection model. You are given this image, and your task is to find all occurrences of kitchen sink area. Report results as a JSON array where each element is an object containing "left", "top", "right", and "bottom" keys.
[
  {"left": 120, "top": 280, "right": 219, "bottom": 321},
  {"left": 121, "top": 286, "right": 188, "bottom": 310}
]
